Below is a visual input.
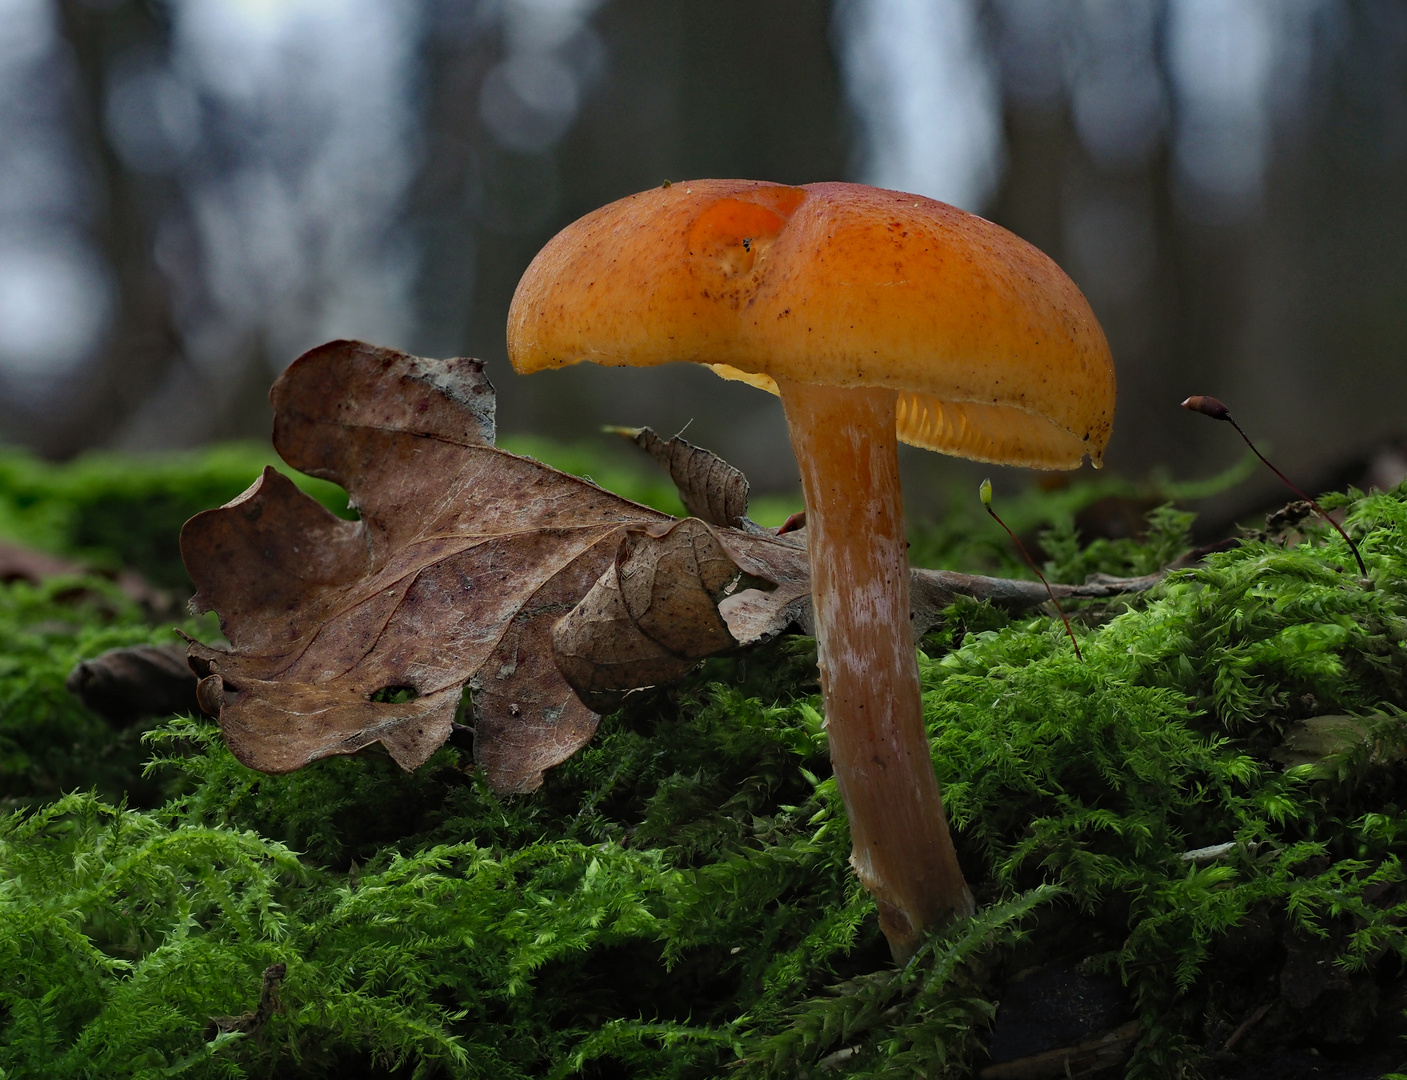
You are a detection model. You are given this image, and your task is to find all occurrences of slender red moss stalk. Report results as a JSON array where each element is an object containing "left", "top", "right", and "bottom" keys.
[
  {"left": 980, "top": 479, "right": 1082, "bottom": 661},
  {"left": 1181, "top": 396, "right": 1368, "bottom": 579}
]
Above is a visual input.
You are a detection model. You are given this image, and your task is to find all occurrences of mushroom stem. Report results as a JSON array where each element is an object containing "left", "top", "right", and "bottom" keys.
[{"left": 779, "top": 378, "right": 975, "bottom": 962}]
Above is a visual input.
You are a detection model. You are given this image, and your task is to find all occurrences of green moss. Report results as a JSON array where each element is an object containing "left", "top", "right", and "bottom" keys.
[
  {"left": 0, "top": 445, "right": 350, "bottom": 588},
  {"left": 906, "top": 451, "right": 1255, "bottom": 577},
  {"left": 0, "top": 576, "right": 216, "bottom": 811},
  {"left": 499, "top": 434, "right": 805, "bottom": 528},
  {"left": 3, "top": 445, "right": 1407, "bottom": 1077},
  {"left": 0, "top": 437, "right": 747, "bottom": 590}
]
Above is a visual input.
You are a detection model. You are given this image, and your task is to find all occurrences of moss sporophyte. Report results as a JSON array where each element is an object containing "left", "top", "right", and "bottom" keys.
[
  {"left": 980, "top": 478, "right": 1083, "bottom": 661},
  {"left": 1182, "top": 394, "right": 1369, "bottom": 580}
]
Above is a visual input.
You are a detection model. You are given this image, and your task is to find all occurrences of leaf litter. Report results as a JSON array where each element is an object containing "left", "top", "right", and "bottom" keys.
[
  {"left": 181, "top": 340, "right": 1161, "bottom": 793},
  {"left": 182, "top": 340, "right": 675, "bottom": 792}
]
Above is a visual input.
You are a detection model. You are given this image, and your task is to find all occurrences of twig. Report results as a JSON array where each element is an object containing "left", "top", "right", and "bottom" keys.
[
  {"left": 1222, "top": 1001, "right": 1273, "bottom": 1052},
  {"left": 979, "top": 1020, "right": 1141, "bottom": 1079},
  {"left": 205, "top": 963, "right": 287, "bottom": 1041},
  {"left": 980, "top": 480, "right": 1083, "bottom": 660}
]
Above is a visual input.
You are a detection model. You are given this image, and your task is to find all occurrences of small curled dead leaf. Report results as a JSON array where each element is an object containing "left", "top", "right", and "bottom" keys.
[
  {"left": 65, "top": 643, "right": 200, "bottom": 726},
  {"left": 607, "top": 425, "right": 751, "bottom": 529},
  {"left": 553, "top": 518, "right": 741, "bottom": 707}
]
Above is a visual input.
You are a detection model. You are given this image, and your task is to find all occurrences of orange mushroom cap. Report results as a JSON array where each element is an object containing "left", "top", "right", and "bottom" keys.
[{"left": 508, "top": 179, "right": 1115, "bottom": 469}]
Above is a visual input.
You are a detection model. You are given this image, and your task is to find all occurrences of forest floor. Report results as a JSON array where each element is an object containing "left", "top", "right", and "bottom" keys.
[{"left": 2, "top": 440, "right": 1406, "bottom": 1079}]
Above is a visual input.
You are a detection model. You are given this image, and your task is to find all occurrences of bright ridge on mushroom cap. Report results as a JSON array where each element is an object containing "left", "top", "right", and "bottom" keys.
[{"left": 507, "top": 178, "right": 1116, "bottom": 470}]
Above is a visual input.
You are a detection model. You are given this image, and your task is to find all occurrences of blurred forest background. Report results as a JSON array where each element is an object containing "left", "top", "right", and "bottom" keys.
[{"left": 1, "top": 0, "right": 1405, "bottom": 524}]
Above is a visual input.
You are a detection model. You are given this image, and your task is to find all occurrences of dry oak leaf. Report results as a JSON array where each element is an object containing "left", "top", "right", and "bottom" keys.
[{"left": 181, "top": 340, "right": 672, "bottom": 793}]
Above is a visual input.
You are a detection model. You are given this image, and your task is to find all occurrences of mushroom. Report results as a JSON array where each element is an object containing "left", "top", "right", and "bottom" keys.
[{"left": 507, "top": 180, "right": 1115, "bottom": 961}]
